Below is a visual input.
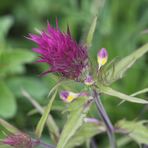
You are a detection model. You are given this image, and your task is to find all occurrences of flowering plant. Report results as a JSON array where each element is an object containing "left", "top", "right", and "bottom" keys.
[{"left": 1, "top": 18, "right": 148, "bottom": 148}]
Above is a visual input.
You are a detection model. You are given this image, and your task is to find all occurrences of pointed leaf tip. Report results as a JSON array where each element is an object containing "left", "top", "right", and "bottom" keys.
[
  {"left": 100, "top": 86, "right": 148, "bottom": 104},
  {"left": 35, "top": 89, "right": 57, "bottom": 138},
  {"left": 86, "top": 16, "right": 97, "bottom": 47}
]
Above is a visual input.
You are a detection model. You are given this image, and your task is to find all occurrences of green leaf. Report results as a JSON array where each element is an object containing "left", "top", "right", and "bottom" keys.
[
  {"left": 0, "top": 81, "right": 16, "bottom": 118},
  {"left": 7, "top": 77, "right": 48, "bottom": 100},
  {"left": 86, "top": 16, "right": 97, "bottom": 47},
  {"left": 0, "top": 16, "right": 14, "bottom": 41},
  {"left": 119, "top": 88, "right": 148, "bottom": 105},
  {"left": 100, "top": 43, "right": 148, "bottom": 85},
  {"left": 57, "top": 98, "right": 92, "bottom": 148},
  {"left": 131, "top": 88, "right": 148, "bottom": 97},
  {"left": 35, "top": 89, "right": 57, "bottom": 138},
  {"left": 117, "top": 137, "right": 132, "bottom": 148},
  {"left": 65, "top": 121, "right": 105, "bottom": 148},
  {"left": 0, "top": 49, "right": 36, "bottom": 77},
  {"left": 100, "top": 86, "right": 148, "bottom": 104},
  {"left": 0, "top": 118, "right": 19, "bottom": 134},
  {"left": 116, "top": 119, "right": 148, "bottom": 145},
  {"left": 22, "top": 89, "right": 59, "bottom": 143}
]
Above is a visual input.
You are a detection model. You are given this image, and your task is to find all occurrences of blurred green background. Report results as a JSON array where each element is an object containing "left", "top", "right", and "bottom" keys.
[{"left": 0, "top": 0, "right": 148, "bottom": 147}]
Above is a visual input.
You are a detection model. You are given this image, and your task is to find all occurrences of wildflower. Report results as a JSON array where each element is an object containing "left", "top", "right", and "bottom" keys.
[
  {"left": 60, "top": 91, "right": 88, "bottom": 103},
  {"left": 97, "top": 48, "right": 108, "bottom": 69},
  {"left": 28, "top": 21, "right": 88, "bottom": 80},
  {"left": 84, "top": 75, "right": 95, "bottom": 86},
  {"left": 3, "top": 133, "right": 33, "bottom": 148}
]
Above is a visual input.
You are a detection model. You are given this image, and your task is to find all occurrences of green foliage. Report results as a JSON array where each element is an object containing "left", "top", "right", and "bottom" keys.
[
  {"left": 116, "top": 120, "right": 148, "bottom": 145},
  {"left": 57, "top": 98, "right": 91, "bottom": 148},
  {"left": 86, "top": 16, "right": 97, "bottom": 47},
  {"left": 0, "top": 118, "right": 19, "bottom": 138},
  {"left": 7, "top": 77, "right": 48, "bottom": 100},
  {"left": 0, "top": 48, "right": 36, "bottom": 119},
  {"left": 22, "top": 89, "right": 60, "bottom": 143},
  {"left": 100, "top": 86, "right": 148, "bottom": 104},
  {"left": 0, "top": 49, "right": 36, "bottom": 77},
  {"left": 65, "top": 121, "right": 105, "bottom": 148},
  {"left": 0, "top": 16, "right": 36, "bottom": 119},
  {"left": 35, "top": 89, "right": 57, "bottom": 138},
  {"left": 0, "top": 16, "right": 13, "bottom": 42},
  {"left": 99, "top": 43, "right": 148, "bottom": 85},
  {"left": 0, "top": 81, "right": 16, "bottom": 118}
]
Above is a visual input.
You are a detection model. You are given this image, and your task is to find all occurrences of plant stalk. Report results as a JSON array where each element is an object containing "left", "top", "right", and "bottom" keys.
[
  {"left": 93, "top": 89, "right": 116, "bottom": 148},
  {"left": 32, "top": 139, "right": 56, "bottom": 148}
]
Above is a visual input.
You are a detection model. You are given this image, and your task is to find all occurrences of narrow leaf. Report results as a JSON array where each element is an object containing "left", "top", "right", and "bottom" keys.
[
  {"left": 116, "top": 120, "right": 148, "bottom": 145},
  {"left": 0, "top": 118, "right": 19, "bottom": 134},
  {"left": 22, "top": 89, "right": 59, "bottom": 142},
  {"left": 35, "top": 89, "right": 57, "bottom": 138},
  {"left": 100, "top": 86, "right": 148, "bottom": 104},
  {"left": 86, "top": 16, "right": 97, "bottom": 46},
  {"left": 65, "top": 121, "right": 105, "bottom": 148},
  {"left": 57, "top": 98, "right": 92, "bottom": 148},
  {"left": 131, "top": 88, "right": 148, "bottom": 97},
  {"left": 0, "top": 118, "right": 19, "bottom": 139},
  {"left": 119, "top": 88, "right": 148, "bottom": 105}
]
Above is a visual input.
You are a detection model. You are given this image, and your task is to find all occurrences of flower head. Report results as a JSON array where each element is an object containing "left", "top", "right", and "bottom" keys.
[
  {"left": 3, "top": 133, "right": 33, "bottom": 148},
  {"left": 28, "top": 21, "right": 88, "bottom": 80},
  {"left": 97, "top": 48, "right": 108, "bottom": 69}
]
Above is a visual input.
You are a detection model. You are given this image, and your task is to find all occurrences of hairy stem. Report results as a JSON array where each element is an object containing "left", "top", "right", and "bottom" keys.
[{"left": 93, "top": 89, "right": 116, "bottom": 148}]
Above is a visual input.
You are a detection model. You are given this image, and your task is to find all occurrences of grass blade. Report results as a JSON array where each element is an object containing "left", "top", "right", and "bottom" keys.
[{"left": 35, "top": 89, "right": 57, "bottom": 138}]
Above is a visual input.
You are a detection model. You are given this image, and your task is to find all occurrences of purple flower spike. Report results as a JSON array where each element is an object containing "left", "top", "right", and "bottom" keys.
[
  {"left": 28, "top": 21, "right": 88, "bottom": 80},
  {"left": 97, "top": 48, "right": 108, "bottom": 69},
  {"left": 3, "top": 133, "right": 33, "bottom": 148}
]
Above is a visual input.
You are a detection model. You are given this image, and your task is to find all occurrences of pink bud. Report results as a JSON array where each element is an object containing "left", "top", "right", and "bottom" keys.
[
  {"left": 97, "top": 48, "right": 108, "bottom": 69},
  {"left": 84, "top": 75, "right": 95, "bottom": 86}
]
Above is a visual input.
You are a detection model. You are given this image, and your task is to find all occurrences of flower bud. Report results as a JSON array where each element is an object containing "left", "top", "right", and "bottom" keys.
[
  {"left": 60, "top": 91, "right": 88, "bottom": 103},
  {"left": 97, "top": 48, "right": 108, "bottom": 69},
  {"left": 84, "top": 75, "right": 95, "bottom": 86}
]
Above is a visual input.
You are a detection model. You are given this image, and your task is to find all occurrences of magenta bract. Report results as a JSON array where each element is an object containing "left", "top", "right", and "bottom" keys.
[
  {"left": 3, "top": 133, "right": 32, "bottom": 148},
  {"left": 28, "top": 21, "right": 88, "bottom": 80}
]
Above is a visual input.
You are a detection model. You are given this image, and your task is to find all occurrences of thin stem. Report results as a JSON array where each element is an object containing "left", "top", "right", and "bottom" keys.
[
  {"left": 93, "top": 89, "right": 116, "bottom": 148},
  {"left": 32, "top": 139, "right": 56, "bottom": 148},
  {"left": 90, "top": 138, "right": 97, "bottom": 148}
]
